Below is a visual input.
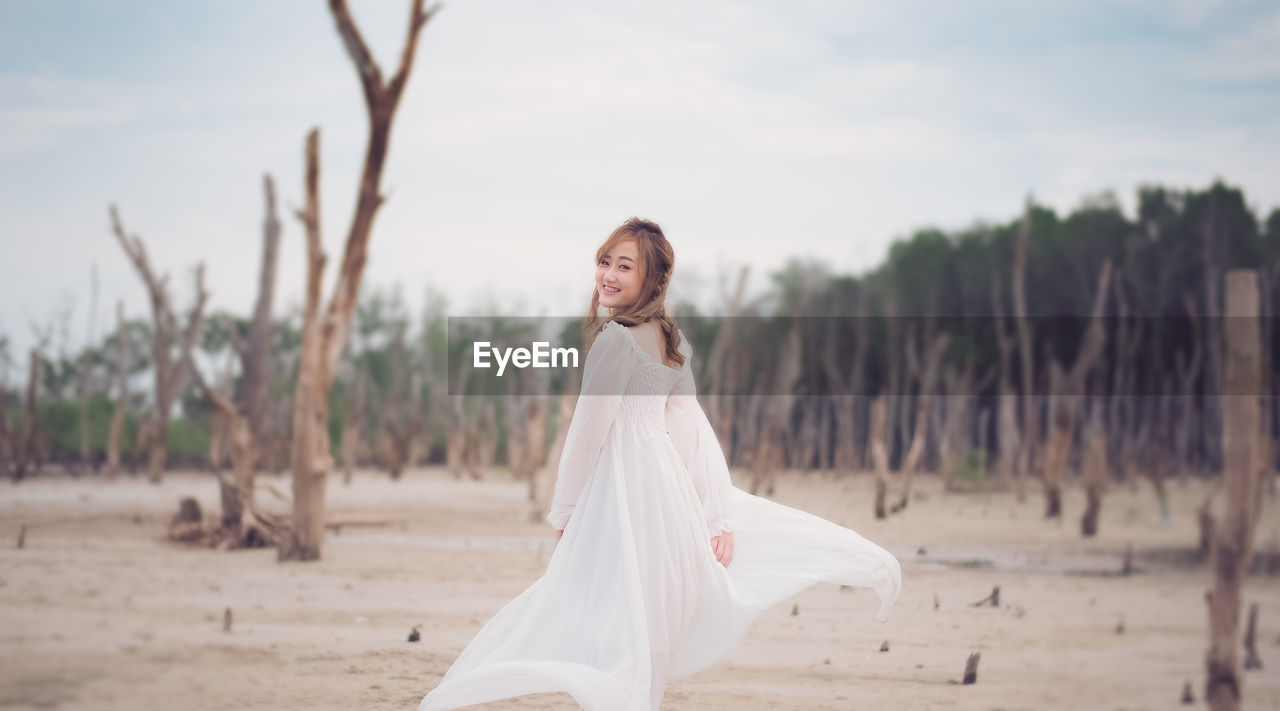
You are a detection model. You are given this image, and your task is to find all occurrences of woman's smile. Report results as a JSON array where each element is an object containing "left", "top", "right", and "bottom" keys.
[{"left": 596, "top": 238, "right": 642, "bottom": 308}]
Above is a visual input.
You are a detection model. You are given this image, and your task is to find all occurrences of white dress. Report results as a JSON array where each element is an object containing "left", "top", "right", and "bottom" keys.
[{"left": 418, "top": 320, "right": 902, "bottom": 711}]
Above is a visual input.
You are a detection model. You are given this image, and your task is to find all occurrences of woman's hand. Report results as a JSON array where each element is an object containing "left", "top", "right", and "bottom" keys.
[{"left": 711, "top": 530, "right": 734, "bottom": 568}]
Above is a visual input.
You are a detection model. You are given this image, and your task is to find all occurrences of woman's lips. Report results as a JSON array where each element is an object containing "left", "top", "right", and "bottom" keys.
[{"left": 602, "top": 285, "right": 620, "bottom": 295}]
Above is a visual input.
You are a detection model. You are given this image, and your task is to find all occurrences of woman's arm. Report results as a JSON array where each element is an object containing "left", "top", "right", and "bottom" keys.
[
  {"left": 546, "top": 323, "right": 633, "bottom": 531},
  {"left": 664, "top": 337, "right": 738, "bottom": 539}
]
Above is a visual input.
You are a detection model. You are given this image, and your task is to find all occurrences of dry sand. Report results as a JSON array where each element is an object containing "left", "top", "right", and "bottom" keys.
[{"left": 1, "top": 467, "right": 1278, "bottom": 711}]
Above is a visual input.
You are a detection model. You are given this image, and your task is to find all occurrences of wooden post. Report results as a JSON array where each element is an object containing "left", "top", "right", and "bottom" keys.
[{"left": 1204, "top": 270, "right": 1263, "bottom": 711}]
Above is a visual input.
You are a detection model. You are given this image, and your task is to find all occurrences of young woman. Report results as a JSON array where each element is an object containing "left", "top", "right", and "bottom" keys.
[{"left": 419, "top": 218, "right": 901, "bottom": 711}]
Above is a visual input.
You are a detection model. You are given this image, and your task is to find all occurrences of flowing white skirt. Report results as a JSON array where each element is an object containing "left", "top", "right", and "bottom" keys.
[{"left": 419, "top": 424, "right": 902, "bottom": 711}]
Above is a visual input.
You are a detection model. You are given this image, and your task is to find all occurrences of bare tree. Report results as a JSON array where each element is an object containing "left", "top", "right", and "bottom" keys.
[
  {"left": 870, "top": 397, "right": 890, "bottom": 519},
  {"left": 178, "top": 176, "right": 284, "bottom": 548},
  {"left": 10, "top": 348, "right": 43, "bottom": 482},
  {"left": 1201, "top": 199, "right": 1226, "bottom": 473},
  {"left": 282, "top": 0, "right": 437, "bottom": 561},
  {"left": 750, "top": 324, "right": 801, "bottom": 496},
  {"left": 1080, "top": 402, "right": 1109, "bottom": 536},
  {"left": 186, "top": 347, "right": 285, "bottom": 549},
  {"left": 706, "top": 264, "right": 750, "bottom": 456},
  {"left": 531, "top": 374, "right": 579, "bottom": 522},
  {"left": 1205, "top": 270, "right": 1265, "bottom": 711},
  {"left": 1012, "top": 195, "right": 1039, "bottom": 501},
  {"left": 0, "top": 335, "right": 14, "bottom": 479},
  {"left": 109, "top": 206, "right": 209, "bottom": 481},
  {"left": 891, "top": 331, "right": 948, "bottom": 513},
  {"left": 991, "top": 273, "right": 1021, "bottom": 492},
  {"left": 75, "top": 265, "right": 100, "bottom": 473},
  {"left": 1174, "top": 295, "right": 1204, "bottom": 484},
  {"left": 243, "top": 176, "right": 283, "bottom": 455},
  {"left": 1042, "top": 260, "right": 1112, "bottom": 518},
  {"left": 105, "top": 301, "right": 130, "bottom": 476},
  {"left": 340, "top": 365, "right": 367, "bottom": 483},
  {"left": 382, "top": 325, "right": 422, "bottom": 480},
  {"left": 822, "top": 300, "right": 869, "bottom": 475}
]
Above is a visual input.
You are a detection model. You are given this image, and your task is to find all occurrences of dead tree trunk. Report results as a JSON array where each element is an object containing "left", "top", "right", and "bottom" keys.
[
  {"left": 109, "top": 207, "right": 208, "bottom": 482},
  {"left": 1176, "top": 295, "right": 1205, "bottom": 484},
  {"left": 992, "top": 274, "right": 1021, "bottom": 492},
  {"left": 209, "top": 406, "right": 231, "bottom": 473},
  {"left": 341, "top": 366, "right": 366, "bottom": 483},
  {"left": 242, "top": 175, "right": 282, "bottom": 458},
  {"left": 532, "top": 382, "right": 578, "bottom": 521},
  {"left": 1081, "top": 403, "right": 1108, "bottom": 536},
  {"left": 1201, "top": 202, "right": 1226, "bottom": 473},
  {"left": 466, "top": 399, "right": 497, "bottom": 478},
  {"left": 187, "top": 351, "right": 284, "bottom": 549},
  {"left": 11, "top": 349, "right": 43, "bottom": 483},
  {"left": 1012, "top": 195, "right": 1038, "bottom": 502},
  {"left": 0, "top": 380, "right": 11, "bottom": 480},
  {"left": 822, "top": 309, "right": 869, "bottom": 475},
  {"left": 281, "top": 0, "right": 436, "bottom": 562},
  {"left": 707, "top": 265, "right": 749, "bottom": 456},
  {"left": 514, "top": 349, "right": 549, "bottom": 498},
  {"left": 892, "top": 332, "right": 948, "bottom": 513},
  {"left": 1205, "top": 269, "right": 1264, "bottom": 711},
  {"left": 1107, "top": 270, "right": 1139, "bottom": 486},
  {"left": 76, "top": 265, "right": 99, "bottom": 474},
  {"left": 382, "top": 325, "right": 420, "bottom": 480},
  {"left": 871, "top": 397, "right": 890, "bottom": 519},
  {"left": 750, "top": 324, "right": 801, "bottom": 496},
  {"left": 1043, "top": 260, "right": 1112, "bottom": 518}
]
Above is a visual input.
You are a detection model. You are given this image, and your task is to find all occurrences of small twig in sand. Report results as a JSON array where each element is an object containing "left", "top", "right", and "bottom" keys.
[
  {"left": 324, "top": 519, "right": 398, "bottom": 535},
  {"left": 791, "top": 604, "right": 799, "bottom": 616},
  {"left": 963, "top": 652, "right": 981, "bottom": 684},
  {"left": 879, "top": 640, "right": 890, "bottom": 652},
  {"left": 933, "top": 593, "right": 940, "bottom": 610},
  {"left": 1181, "top": 680, "right": 1194, "bottom": 704},
  {"left": 970, "top": 586, "right": 1000, "bottom": 607},
  {"left": 16, "top": 524, "right": 26, "bottom": 549},
  {"left": 1115, "top": 616, "right": 1125, "bottom": 634},
  {"left": 1122, "top": 543, "right": 1134, "bottom": 575},
  {"left": 223, "top": 607, "right": 232, "bottom": 633},
  {"left": 408, "top": 625, "right": 421, "bottom": 642}
]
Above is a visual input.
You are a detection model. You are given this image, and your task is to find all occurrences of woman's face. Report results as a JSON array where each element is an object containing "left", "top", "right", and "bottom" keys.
[{"left": 597, "top": 238, "right": 643, "bottom": 309}]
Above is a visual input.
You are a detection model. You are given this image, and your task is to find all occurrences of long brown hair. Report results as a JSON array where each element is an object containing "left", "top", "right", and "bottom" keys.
[{"left": 582, "top": 217, "right": 684, "bottom": 368}]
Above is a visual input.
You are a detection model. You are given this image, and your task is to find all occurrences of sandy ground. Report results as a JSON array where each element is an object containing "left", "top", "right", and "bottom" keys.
[{"left": 1, "top": 466, "right": 1278, "bottom": 711}]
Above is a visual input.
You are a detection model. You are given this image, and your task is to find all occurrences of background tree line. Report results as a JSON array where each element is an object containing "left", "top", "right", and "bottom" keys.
[{"left": 1, "top": 179, "right": 1277, "bottom": 542}]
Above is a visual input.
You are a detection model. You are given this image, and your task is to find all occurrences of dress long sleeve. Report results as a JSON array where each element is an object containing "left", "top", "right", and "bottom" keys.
[
  {"left": 546, "top": 324, "right": 634, "bottom": 531},
  {"left": 664, "top": 337, "right": 738, "bottom": 539}
]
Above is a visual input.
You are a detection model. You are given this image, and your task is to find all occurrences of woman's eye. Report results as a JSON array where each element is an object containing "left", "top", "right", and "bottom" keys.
[{"left": 620, "top": 265, "right": 630, "bottom": 270}]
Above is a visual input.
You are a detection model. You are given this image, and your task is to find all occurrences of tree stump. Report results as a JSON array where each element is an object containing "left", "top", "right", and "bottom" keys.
[{"left": 963, "top": 652, "right": 981, "bottom": 684}]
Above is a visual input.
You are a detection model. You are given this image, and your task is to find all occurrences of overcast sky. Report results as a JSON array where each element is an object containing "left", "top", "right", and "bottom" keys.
[{"left": 2, "top": 0, "right": 1278, "bottom": 367}]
